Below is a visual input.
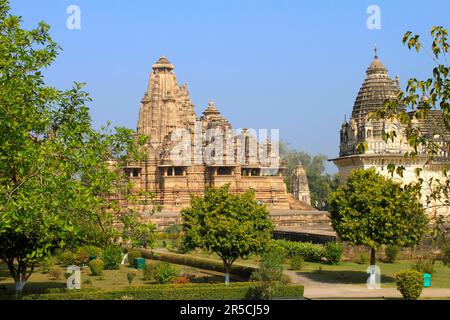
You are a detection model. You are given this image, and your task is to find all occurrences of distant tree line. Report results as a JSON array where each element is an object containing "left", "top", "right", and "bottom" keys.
[{"left": 280, "top": 142, "right": 339, "bottom": 210}]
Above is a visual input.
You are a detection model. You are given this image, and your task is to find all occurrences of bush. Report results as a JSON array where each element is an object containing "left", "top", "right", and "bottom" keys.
[
  {"left": 56, "top": 249, "right": 78, "bottom": 266},
  {"left": 49, "top": 267, "right": 62, "bottom": 280},
  {"left": 385, "top": 245, "right": 400, "bottom": 263},
  {"left": 25, "top": 283, "right": 305, "bottom": 300},
  {"left": 127, "top": 250, "right": 142, "bottom": 267},
  {"left": 78, "top": 246, "right": 102, "bottom": 265},
  {"left": 102, "top": 245, "right": 123, "bottom": 270},
  {"left": 140, "top": 250, "right": 255, "bottom": 278},
  {"left": 41, "top": 257, "right": 55, "bottom": 274},
  {"left": 290, "top": 255, "right": 304, "bottom": 270},
  {"left": 89, "top": 259, "right": 104, "bottom": 276},
  {"left": 250, "top": 251, "right": 284, "bottom": 300},
  {"left": 154, "top": 263, "right": 178, "bottom": 284},
  {"left": 127, "top": 269, "right": 138, "bottom": 285},
  {"left": 270, "top": 240, "right": 325, "bottom": 262},
  {"left": 396, "top": 270, "right": 424, "bottom": 300},
  {"left": 324, "top": 242, "right": 343, "bottom": 265},
  {"left": 355, "top": 252, "right": 369, "bottom": 265},
  {"left": 412, "top": 259, "right": 435, "bottom": 274},
  {"left": 143, "top": 262, "right": 157, "bottom": 281}
]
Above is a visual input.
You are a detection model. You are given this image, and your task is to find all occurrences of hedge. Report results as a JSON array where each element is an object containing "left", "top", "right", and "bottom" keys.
[
  {"left": 267, "top": 240, "right": 326, "bottom": 262},
  {"left": 24, "top": 283, "right": 304, "bottom": 300},
  {"left": 140, "top": 249, "right": 256, "bottom": 278}
]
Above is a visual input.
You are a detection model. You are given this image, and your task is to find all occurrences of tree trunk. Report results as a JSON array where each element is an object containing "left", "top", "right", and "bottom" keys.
[
  {"left": 223, "top": 261, "right": 230, "bottom": 285},
  {"left": 5, "top": 258, "right": 32, "bottom": 298},
  {"left": 370, "top": 248, "right": 376, "bottom": 266}
]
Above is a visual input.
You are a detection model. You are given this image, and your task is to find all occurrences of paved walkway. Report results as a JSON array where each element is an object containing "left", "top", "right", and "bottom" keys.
[{"left": 285, "top": 270, "right": 450, "bottom": 299}]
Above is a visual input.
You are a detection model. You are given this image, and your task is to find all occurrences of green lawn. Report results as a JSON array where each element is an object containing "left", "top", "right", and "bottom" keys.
[
  {"left": 0, "top": 258, "right": 243, "bottom": 298},
  {"left": 291, "top": 261, "right": 450, "bottom": 288},
  {"left": 173, "top": 248, "right": 450, "bottom": 289}
]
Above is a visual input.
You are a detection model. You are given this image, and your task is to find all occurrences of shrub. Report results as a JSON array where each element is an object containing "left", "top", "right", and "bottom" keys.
[
  {"left": 412, "top": 259, "right": 435, "bottom": 274},
  {"left": 385, "top": 245, "right": 400, "bottom": 263},
  {"left": 25, "top": 283, "right": 305, "bottom": 300},
  {"left": 290, "top": 255, "right": 304, "bottom": 270},
  {"left": 143, "top": 261, "right": 157, "bottom": 281},
  {"left": 127, "top": 250, "right": 142, "bottom": 267},
  {"left": 77, "top": 246, "right": 102, "bottom": 265},
  {"left": 49, "top": 267, "right": 63, "bottom": 280},
  {"left": 127, "top": 269, "right": 138, "bottom": 285},
  {"left": 102, "top": 245, "right": 123, "bottom": 270},
  {"left": 250, "top": 251, "right": 284, "bottom": 300},
  {"left": 396, "top": 270, "right": 424, "bottom": 300},
  {"left": 89, "top": 259, "right": 104, "bottom": 276},
  {"left": 324, "top": 242, "right": 343, "bottom": 265},
  {"left": 140, "top": 250, "right": 255, "bottom": 278},
  {"left": 56, "top": 249, "right": 78, "bottom": 266},
  {"left": 355, "top": 252, "right": 369, "bottom": 265},
  {"left": 154, "top": 263, "right": 178, "bottom": 284},
  {"left": 270, "top": 240, "right": 325, "bottom": 262},
  {"left": 41, "top": 257, "right": 55, "bottom": 274}
]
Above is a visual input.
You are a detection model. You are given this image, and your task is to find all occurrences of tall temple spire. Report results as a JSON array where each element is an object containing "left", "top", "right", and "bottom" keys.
[{"left": 374, "top": 44, "right": 378, "bottom": 59}]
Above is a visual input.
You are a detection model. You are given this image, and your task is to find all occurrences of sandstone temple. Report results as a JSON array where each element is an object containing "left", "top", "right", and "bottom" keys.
[
  {"left": 119, "top": 56, "right": 314, "bottom": 213},
  {"left": 331, "top": 49, "right": 450, "bottom": 217}
]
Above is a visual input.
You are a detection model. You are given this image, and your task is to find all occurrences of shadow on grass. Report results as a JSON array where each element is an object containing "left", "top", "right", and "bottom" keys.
[{"left": 298, "top": 270, "right": 395, "bottom": 285}]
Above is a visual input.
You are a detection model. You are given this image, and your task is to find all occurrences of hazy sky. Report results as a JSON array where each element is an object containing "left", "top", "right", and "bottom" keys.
[{"left": 9, "top": 0, "right": 450, "bottom": 172}]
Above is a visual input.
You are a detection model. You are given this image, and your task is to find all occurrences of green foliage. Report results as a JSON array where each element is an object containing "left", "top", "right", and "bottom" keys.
[
  {"left": 396, "top": 270, "right": 424, "bottom": 300},
  {"left": 290, "top": 255, "right": 304, "bottom": 270},
  {"left": 48, "top": 267, "right": 62, "bottom": 280},
  {"left": 182, "top": 185, "right": 274, "bottom": 282},
  {"left": 25, "top": 283, "right": 304, "bottom": 300},
  {"left": 121, "top": 215, "right": 157, "bottom": 249},
  {"left": 0, "top": 1, "right": 149, "bottom": 291},
  {"left": 154, "top": 263, "right": 178, "bottom": 284},
  {"left": 127, "top": 269, "right": 138, "bottom": 285},
  {"left": 280, "top": 142, "right": 339, "bottom": 209},
  {"left": 370, "top": 26, "right": 450, "bottom": 238},
  {"left": 270, "top": 240, "right": 325, "bottom": 262},
  {"left": 141, "top": 250, "right": 255, "bottom": 278},
  {"left": 412, "top": 259, "right": 435, "bottom": 274},
  {"left": 88, "top": 259, "right": 104, "bottom": 276},
  {"left": 329, "top": 169, "right": 429, "bottom": 265},
  {"left": 101, "top": 245, "right": 123, "bottom": 270},
  {"left": 127, "top": 250, "right": 142, "bottom": 267},
  {"left": 385, "top": 245, "right": 400, "bottom": 264},
  {"left": 56, "top": 250, "right": 79, "bottom": 266},
  {"left": 41, "top": 257, "right": 56, "bottom": 274},
  {"left": 142, "top": 262, "right": 157, "bottom": 281},
  {"left": 250, "top": 251, "right": 285, "bottom": 300},
  {"left": 323, "top": 242, "right": 343, "bottom": 265},
  {"left": 355, "top": 252, "right": 369, "bottom": 265}
]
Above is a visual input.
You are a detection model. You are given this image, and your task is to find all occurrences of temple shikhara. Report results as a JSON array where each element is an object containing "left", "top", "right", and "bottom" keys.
[
  {"left": 119, "top": 56, "right": 314, "bottom": 213},
  {"left": 332, "top": 49, "right": 450, "bottom": 217}
]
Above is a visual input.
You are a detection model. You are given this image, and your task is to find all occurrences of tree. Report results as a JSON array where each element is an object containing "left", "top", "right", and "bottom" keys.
[
  {"left": 328, "top": 169, "right": 429, "bottom": 266},
  {"left": 368, "top": 26, "right": 450, "bottom": 246},
  {"left": 181, "top": 185, "right": 274, "bottom": 284},
  {"left": 121, "top": 214, "right": 157, "bottom": 249},
  {"left": 280, "top": 141, "right": 339, "bottom": 209},
  {"left": 0, "top": 1, "right": 147, "bottom": 294},
  {"left": 250, "top": 250, "right": 285, "bottom": 300}
]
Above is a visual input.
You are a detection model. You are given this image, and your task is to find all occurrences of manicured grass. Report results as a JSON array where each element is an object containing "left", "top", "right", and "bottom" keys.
[
  {"left": 0, "top": 258, "right": 243, "bottom": 298},
  {"left": 174, "top": 249, "right": 450, "bottom": 288},
  {"left": 292, "top": 261, "right": 450, "bottom": 288}
]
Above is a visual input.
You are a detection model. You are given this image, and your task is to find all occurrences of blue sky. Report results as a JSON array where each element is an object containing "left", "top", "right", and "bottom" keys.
[{"left": 9, "top": 0, "right": 450, "bottom": 172}]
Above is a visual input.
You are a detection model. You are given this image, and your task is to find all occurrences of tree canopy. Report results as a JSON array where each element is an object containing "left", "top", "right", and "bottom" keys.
[
  {"left": 181, "top": 185, "right": 274, "bottom": 284},
  {"left": 328, "top": 169, "right": 429, "bottom": 265},
  {"left": 0, "top": 0, "right": 147, "bottom": 293}
]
